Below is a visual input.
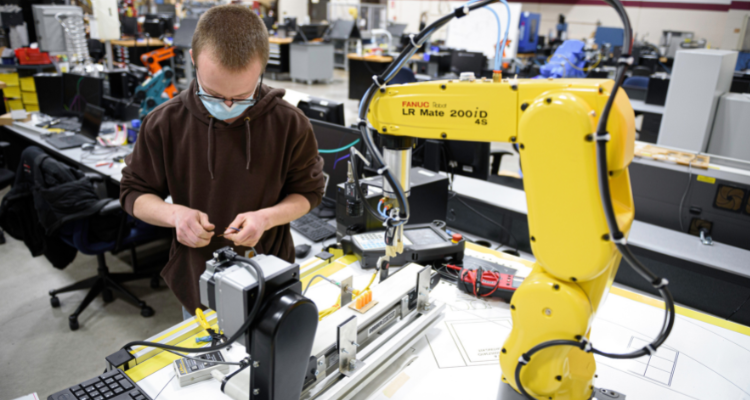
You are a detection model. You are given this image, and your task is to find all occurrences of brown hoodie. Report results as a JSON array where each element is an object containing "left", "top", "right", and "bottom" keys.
[{"left": 120, "top": 79, "right": 325, "bottom": 312}]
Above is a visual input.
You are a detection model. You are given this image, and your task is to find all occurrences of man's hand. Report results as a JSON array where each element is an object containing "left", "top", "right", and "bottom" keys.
[
  {"left": 223, "top": 211, "right": 270, "bottom": 248},
  {"left": 173, "top": 206, "right": 215, "bottom": 248}
]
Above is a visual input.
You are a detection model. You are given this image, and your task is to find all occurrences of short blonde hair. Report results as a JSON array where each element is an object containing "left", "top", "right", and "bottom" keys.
[{"left": 191, "top": 5, "right": 269, "bottom": 71}]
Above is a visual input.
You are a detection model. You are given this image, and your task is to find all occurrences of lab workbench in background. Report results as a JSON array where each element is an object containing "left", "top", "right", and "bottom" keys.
[
  {"left": 347, "top": 54, "right": 423, "bottom": 100},
  {"left": 267, "top": 37, "right": 293, "bottom": 78},
  {"left": 0, "top": 119, "right": 129, "bottom": 189}
]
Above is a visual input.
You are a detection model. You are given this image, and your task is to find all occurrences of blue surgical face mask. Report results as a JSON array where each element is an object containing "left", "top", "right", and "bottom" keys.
[{"left": 196, "top": 81, "right": 257, "bottom": 121}]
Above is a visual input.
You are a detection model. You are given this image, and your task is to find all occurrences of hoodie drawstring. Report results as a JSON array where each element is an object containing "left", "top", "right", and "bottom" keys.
[
  {"left": 207, "top": 117, "right": 215, "bottom": 180},
  {"left": 245, "top": 117, "right": 252, "bottom": 170}
]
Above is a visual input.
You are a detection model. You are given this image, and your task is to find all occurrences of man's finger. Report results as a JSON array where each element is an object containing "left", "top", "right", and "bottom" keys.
[
  {"left": 232, "top": 224, "right": 256, "bottom": 244},
  {"left": 195, "top": 237, "right": 210, "bottom": 248},
  {"left": 187, "top": 218, "right": 213, "bottom": 240},
  {"left": 225, "top": 214, "right": 246, "bottom": 234},
  {"left": 199, "top": 212, "right": 215, "bottom": 231}
]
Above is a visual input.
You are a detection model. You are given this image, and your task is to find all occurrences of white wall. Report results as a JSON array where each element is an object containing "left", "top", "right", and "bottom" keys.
[
  {"left": 385, "top": 0, "right": 746, "bottom": 49},
  {"left": 278, "top": 0, "right": 309, "bottom": 24},
  {"left": 722, "top": 6, "right": 750, "bottom": 50}
]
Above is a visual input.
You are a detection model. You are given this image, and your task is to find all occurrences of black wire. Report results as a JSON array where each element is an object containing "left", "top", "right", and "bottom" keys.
[
  {"left": 449, "top": 192, "right": 520, "bottom": 253},
  {"left": 514, "top": 340, "right": 585, "bottom": 399},
  {"left": 221, "top": 362, "right": 250, "bottom": 393},
  {"left": 121, "top": 255, "right": 265, "bottom": 354},
  {"left": 350, "top": 149, "right": 387, "bottom": 224}
]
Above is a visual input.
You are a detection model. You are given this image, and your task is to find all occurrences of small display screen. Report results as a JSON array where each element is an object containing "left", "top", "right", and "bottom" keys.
[
  {"left": 404, "top": 228, "right": 445, "bottom": 245},
  {"left": 354, "top": 232, "right": 413, "bottom": 250}
]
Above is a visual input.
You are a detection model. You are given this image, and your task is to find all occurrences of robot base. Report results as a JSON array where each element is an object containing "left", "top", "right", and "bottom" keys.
[{"left": 496, "top": 382, "right": 626, "bottom": 400}]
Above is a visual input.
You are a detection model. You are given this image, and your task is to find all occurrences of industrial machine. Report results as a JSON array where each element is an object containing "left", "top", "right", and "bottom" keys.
[
  {"left": 134, "top": 66, "right": 174, "bottom": 117},
  {"left": 140, "top": 47, "right": 179, "bottom": 99},
  {"left": 195, "top": 248, "right": 443, "bottom": 399},
  {"left": 343, "top": 0, "right": 675, "bottom": 399}
]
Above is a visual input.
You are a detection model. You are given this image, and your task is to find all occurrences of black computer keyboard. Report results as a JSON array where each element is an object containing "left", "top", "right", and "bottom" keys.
[
  {"left": 47, "top": 368, "right": 151, "bottom": 400},
  {"left": 54, "top": 121, "right": 82, "bottom": 132},
  {"left": 291, "top": 213, "right": 337, "bottom": 242}
]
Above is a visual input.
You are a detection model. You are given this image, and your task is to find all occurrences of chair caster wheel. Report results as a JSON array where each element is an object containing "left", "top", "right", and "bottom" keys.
[
  {"left": 50, "top": 296, "right": 61, "bottom": 308},
  {"left": 102, "top": 289, "right": 114, "bottom": 303},
  {"left": 150, "top": 277, "right": 160, "bottom": 289},
  {"left": 141, "top": 306, "right": 155, "bottom": 318},
  {"left": 69, "top": 316, "right": 79, "bottom": 331}
]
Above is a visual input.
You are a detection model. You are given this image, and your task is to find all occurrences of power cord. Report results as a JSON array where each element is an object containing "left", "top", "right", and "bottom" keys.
[{"left": 121, "top": 249, "right": 265, "bottom": 355}]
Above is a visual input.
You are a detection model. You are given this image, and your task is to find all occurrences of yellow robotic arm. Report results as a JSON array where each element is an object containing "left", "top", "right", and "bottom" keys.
[
  {"left": 352, "top": 1, "right": 675, "bottom": 399},
  {"left": 368, "top": 76, "right": 635, "bottom": 400}
]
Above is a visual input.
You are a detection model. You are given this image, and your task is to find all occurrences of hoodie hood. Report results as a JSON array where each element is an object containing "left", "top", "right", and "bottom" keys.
[{"left": 179, "top": 78, "right": 286, "bottom": 178}]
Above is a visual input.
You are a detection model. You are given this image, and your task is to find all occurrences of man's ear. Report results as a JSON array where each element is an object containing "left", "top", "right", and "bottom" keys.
[{"left": 189, "top": 49, "right": 195, "bottom": 65}]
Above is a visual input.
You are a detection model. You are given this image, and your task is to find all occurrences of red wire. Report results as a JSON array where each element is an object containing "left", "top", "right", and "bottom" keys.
[{"left": 457, "top": 267, "right": 502, "bottom": 297}]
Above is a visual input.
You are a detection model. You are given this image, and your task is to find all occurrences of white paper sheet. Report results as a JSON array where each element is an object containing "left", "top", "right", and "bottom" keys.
[{"left": 360, "top": 281, "right": 750, "bottom": 400}]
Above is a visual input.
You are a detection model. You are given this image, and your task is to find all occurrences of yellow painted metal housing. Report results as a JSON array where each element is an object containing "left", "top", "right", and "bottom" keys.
[{"left": 368, "top": 78, "right": 635, "bottom": 400}]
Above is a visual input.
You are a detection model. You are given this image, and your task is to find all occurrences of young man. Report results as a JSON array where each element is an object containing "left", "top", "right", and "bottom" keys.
[{"left": 120, "top": 5, "right": 325, "bottom": 316}]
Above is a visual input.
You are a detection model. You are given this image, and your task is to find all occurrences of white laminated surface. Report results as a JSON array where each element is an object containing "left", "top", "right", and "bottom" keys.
[{"left": 136, "top": 255, "right": 750, "bottom": 400}]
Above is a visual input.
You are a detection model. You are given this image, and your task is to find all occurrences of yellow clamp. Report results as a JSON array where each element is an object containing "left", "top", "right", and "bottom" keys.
[{"left": 195, "top": 309, "right": 212, "bottom": 331}]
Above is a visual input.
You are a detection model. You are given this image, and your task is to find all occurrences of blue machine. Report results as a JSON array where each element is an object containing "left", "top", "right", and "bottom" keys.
[
  {"left": 518, "top": 12, "right": 540, "bottom": 54},
  {"left": 736, "top": 52, "right": 750, "bottom": 71},
  {"left": 134, "top": 67, "right": 174, "bottom": 118},
  {"left": 594, "top": 26, "right": 624, "bottom": 48},
  {"left": 537, "top": 39, "right": 587, "bottom": 79}
]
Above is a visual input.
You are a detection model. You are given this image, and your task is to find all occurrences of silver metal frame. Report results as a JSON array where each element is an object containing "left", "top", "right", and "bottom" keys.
[{"left": 303, "top": 301, "right": 445, "bottom": 400}]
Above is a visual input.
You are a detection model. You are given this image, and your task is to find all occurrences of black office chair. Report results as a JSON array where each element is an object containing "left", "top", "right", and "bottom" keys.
[
  {"left": 0, "top": 142, "right": 15, "bottom": 244},
  {"left": 47, "top": 172, "right": 167, "bottom": 330}
]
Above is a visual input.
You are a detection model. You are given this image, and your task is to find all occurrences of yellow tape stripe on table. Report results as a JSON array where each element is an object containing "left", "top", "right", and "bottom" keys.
[
  {"left": 128, "top": 310, "right": 217, "bottom": 365},
  {"left": 610, "top": 286, "right": 750, "bottom": 337},
  {"left": 126, "top": 323, "right": 219, "bottom": 382},
  {"left": 299, "top": 254, "right": 358, "bottom": 290}
]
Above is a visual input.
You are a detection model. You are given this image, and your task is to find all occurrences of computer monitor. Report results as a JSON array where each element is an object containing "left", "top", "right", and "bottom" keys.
[
  {"left": 594, "top": 26, "right": 625, "bottom": 48},
  {"left": 283, "top": 17, "right": 297, "bottom": 31},
  {"left": 450, "top": 51, "right": 485, "bottom": 76},
  {"left": 295, "top": 24, "right": 329, "bottom": 42},
  {"left": 310, "top": 119, "right": 365, "bottom": 200},
  {"left": 418, "top": 140, "right": 491, "bottom": 180},
  {"left": 298, "top": 97, "right": 345, "bottom": 126},
  {"left": 263, "top": 16, "right": 275, "bottom": 31},
  {"left": 143, "top": 14, "right": 174, "bottom": 37},
  {"left": 63, "top": 73, "right": 103, "bottom": 116},
  {"left": 386, "top": 23, "right": 407, "bottom": 38},
  {"left": 121, "top": 16, "right": 138, "bottom": 36},
  {"left": 80, "top": 104, "right": 104, "bottom": 140},
  {"left": 34, "top": 73, "right": 65, "bottom": 117}
]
